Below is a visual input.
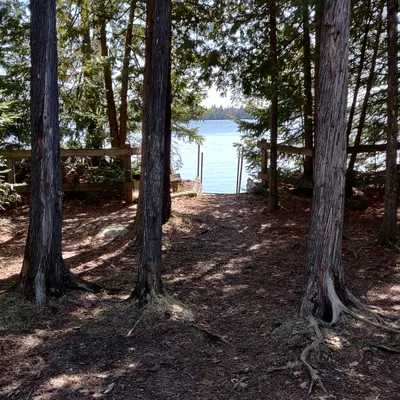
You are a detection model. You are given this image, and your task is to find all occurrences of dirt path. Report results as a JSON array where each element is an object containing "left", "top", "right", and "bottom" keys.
[{"left": 1, "top": 193, "right": 400, "bottom": 399}]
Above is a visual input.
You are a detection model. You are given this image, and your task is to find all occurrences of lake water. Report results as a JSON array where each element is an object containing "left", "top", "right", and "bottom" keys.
[{"left": 174, "top": 120, "right": 250, "bottom": 194}]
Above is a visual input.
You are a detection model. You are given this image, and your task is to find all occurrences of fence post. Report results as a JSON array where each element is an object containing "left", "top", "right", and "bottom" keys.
[
  {"left": 261, "top": 148, "right": 268, "bottom": 187},
  {"left": 123, "top": 145, "right": 134, "bottom": 203},
  {"left": 7, "top": 156, "right": 16, "bottom": 184}
]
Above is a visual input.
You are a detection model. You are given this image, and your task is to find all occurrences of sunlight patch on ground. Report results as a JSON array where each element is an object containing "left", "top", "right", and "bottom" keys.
[
  {"left": 47, "top": 374, "right": 84, "bottom": 390},
  {"left": 19, "top": 334, "right": 43, "bottom": 351},
  {"left": 325, "top": 333, "right": 344, "bottom": 350}
]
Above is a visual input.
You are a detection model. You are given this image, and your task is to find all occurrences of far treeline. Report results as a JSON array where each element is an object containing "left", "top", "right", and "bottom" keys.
[
  {"left": 204, "top": 106, "right": 250, "bottom": 120},
  {"left": 0, "top": 0, "right": 399, "bottom": 392}
]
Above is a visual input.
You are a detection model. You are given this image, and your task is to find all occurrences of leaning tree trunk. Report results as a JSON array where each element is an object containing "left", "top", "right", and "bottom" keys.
[
  {"left": 299, "top": 0, "right": 351, "bottom": 323},
  {"left": 268, "top": 0, "right": 279, "bottom": 212},
  {"left": 132, "top": 0, "right": 171, "bottom": 306},
  {"left": 377, "top": 0, "right": 398, "bottom": 245},
  {"left": 18, "top": 0, "right": 67, "bottom": 305}
]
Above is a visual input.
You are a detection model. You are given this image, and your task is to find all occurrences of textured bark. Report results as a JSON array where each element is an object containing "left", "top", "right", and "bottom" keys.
[
  {"left": 119, "top": 0, "right": 137, "bottom": 146},
  {"left": 377, "top": 0, "right": 398, "bottom": 245},
  {"left": 347, "top": 6, "right": 383, "bottom": 176},
  {"left": 268, "top": 0, "right": 279, "bottom": 212},
  {"left": 19, "top": 0, "right": 67, "bottom": 305},
  {"left": 162, "top": 27, "right": 172, "bottom": 225},
  {"left": 302, "top": 0, "right": 313, "bottom": 179},
  {"left": 133, "top": 0, "right": 171, "bottom": 306},
  {"left": 100, "top": 21, "right": 119, "bottom": 147},
  {"left": 299, "top": 0, "right": 351, "bottom": 322}
]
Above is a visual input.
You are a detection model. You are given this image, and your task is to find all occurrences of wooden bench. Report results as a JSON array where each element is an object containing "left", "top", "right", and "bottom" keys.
[{"left": 170, "top": 173, "right": 182, "bottom": 192}]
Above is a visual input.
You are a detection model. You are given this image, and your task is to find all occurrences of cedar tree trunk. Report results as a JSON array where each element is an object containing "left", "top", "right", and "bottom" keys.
[
  {"left": 377, "top": 0, "right": 398, "bottom": 245},
  {"left": 19, "top": 0, "right": 67, "bottom": 305},
  {"left": 299, "top": 0, "right": 351, "bottom": 323},
  {"left": 132, "top": 0, "right": 172, "bottom": 306}
]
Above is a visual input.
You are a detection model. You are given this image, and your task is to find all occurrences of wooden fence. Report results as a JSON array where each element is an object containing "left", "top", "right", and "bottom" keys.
[
  {"left": 0, "top": 146, "right": 140, "bottom": 203},
  {"left": 257, "top": 139, "right": 398, "bottom": 187}
]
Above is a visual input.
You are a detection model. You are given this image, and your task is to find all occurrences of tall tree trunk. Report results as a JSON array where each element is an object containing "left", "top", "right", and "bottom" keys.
[
  {"left": 268, "top": 0, "right": 279, "bottom": 212},
  {"left": 162, "top": 26, "right": 172, "bottom": 225},
  {"left": 377, "top": 0, "right": 398, "bottom": 245},
  {"left": 19, "top": 0, "right": 67, "bottom": 305},
  {"left": 302, "top": 0, "right": 313, "bottom": 179},
  {"left": 347, "top": 8, "right": 383, "bottom": 176},
  {"left": 132, "top": 0, "right": 172, "bottom": 306},
  {"left": 119, "top": 0, "right": 137, "bottom": 146},
  {"left": 299, "top": 0, "right": 351, "bottom": 323},
  {"left": 100, "top": 20, "right": 119, "bottom": 147}
]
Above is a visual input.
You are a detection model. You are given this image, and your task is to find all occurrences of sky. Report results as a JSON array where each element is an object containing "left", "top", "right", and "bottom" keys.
[{"left": 201, "top": 85, "right": 233, "bottom": 108}]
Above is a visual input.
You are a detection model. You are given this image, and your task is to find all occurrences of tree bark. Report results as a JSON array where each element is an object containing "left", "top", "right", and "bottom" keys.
[
  {"left": 132, "top": 0, "right": 171, "bottom": 306},
  {"left": 377, "top": 0, "right": 398, "bottom": 245},
  {"left": 299, "top": 0, "right": 351, "bottom": 323},
  {"left": 302, "top": 0, "right": 313, "bottom": 179},
  {"left": 100, "top": 20, "right": 119, "bottom": 148},
  {"left": 268, "top": 0, "right": 279, "bottom": 212},
  {"left": 119, "top": 0, "right": 137, "bottom": 146},
  {"left": 19, "top": 0, "right": 67, "bottom": 305}
]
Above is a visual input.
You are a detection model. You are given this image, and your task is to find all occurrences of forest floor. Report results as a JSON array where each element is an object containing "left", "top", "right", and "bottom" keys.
[{"left": 1, "top": 184, "right": 400, "bottom": 400}]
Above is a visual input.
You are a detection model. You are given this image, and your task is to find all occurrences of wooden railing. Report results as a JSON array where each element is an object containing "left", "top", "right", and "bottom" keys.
[
  {"left": 257, "top": 139, "right": 398, "bottom": 187},
  {"left": 0, "top": 146, "right": 140, "bottom": 203}
]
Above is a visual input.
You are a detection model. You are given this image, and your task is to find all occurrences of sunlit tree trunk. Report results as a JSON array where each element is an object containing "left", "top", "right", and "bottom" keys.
[
  {"left": 299, "top": 0, "right": 351, "bottom": 323},
  {"left": 132, "top": 0, "right": 172, "bottom": 306},
  {"left": 377, "top": 0, "right": 398, "bottom": 245}
]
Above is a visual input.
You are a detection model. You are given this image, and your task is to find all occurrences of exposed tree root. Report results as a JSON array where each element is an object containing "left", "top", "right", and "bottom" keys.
[
  {"left": 66, "top": 273, "right": 103, "bottom": 293},
  {"left": 341, "top": 304, "right": 400, "bottom": 334},
  {"left": 299, "top": 291, "right": 400, "bottom": 396},
  {"left": 300, "top": 316, "right": 328, "bottom": 395},
  {"left": 345, "top": 289, "right": 386, "bottom": 324},
  {"left": 368, "top": 343, "right": 400, "bottom": 354}
]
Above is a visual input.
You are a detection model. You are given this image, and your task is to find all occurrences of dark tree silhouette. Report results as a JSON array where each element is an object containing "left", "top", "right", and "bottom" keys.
[
  {"left": 19, "top": 0, "right": 101, "bottom": 305},
  {"left": 132, "top": 0, "right": 172, "bottom": 306},
  {"left": 377, "top": 0, "right": 398, "bottom": 246}
]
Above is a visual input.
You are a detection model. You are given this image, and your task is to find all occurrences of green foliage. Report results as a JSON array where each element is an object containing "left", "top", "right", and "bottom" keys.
[
  {"left": 204, "top": 106, "right": 250, "bottom": 120},
  {"left": 63, "top": 159, "right": 125, "bottom": 184},
  {"left": 0, "top": 0, "right": 30, "bottom": 147}
]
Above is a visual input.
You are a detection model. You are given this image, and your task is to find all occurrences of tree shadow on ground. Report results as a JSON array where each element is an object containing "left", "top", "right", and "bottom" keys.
[{"left": 0, "top": 194, "right": 399, "bottom": 399}]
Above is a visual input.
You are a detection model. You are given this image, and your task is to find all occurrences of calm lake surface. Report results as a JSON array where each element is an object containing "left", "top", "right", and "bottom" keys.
[{"left": 174, "top": 120, "right": 250, "bottom": 194}]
